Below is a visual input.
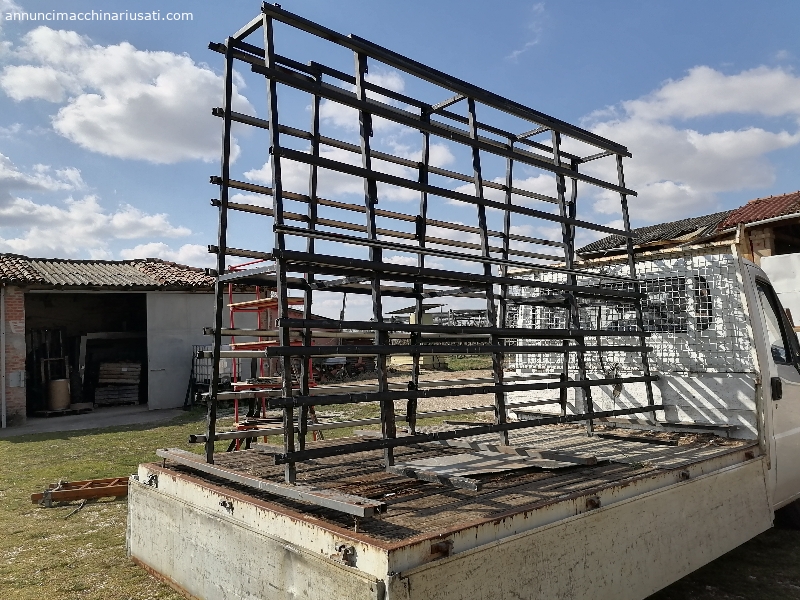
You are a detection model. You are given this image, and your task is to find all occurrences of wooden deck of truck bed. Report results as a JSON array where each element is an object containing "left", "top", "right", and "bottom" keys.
[{"left": 158, "top": 424, "right": 756, "bottom": 545}]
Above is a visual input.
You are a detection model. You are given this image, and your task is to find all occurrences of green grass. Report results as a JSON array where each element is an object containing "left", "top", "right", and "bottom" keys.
[
  {"left": 2, "top": 407, "right": 800, "bottom": 599},
  {"left": 440, "top": 354, "right": 494, "bottom": 371},
  {"left": 0, "top": 408, "right": 223, "bottom": 600}
]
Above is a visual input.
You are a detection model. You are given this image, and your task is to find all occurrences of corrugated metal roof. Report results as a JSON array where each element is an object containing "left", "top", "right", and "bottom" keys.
[
  {"left": 578, "top": 210, "right": 733, "bottom": 255},
  {"left": 719, "top": 191, "right": 800, "bottom": 230},
  {"left": 0, "top": 254, "right": 214, "bottom": 290}
]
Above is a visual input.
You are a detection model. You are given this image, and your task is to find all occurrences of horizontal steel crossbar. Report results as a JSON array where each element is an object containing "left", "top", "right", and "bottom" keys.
[
  {"left": 274, "top": 250, "right": 645, "bottom": 299},
  {"left": 271, "top": 405, "right": 667, "bottom": 464},
  {"left": 261, "top": 344, "right": 651, "bottom": 357},
  {"left": 214, "top": 190, "right": 567, "bottom": 251},
  {"left": 213, "top": 108, "right": 564, "bottom": 206},
  {"left": 274, "top": 145, "right": 635, "bottom": 235},
  {"left": 257, "top": 3, "right": 630, "bottom": 155},
  {"left": 277, "top": 318, "right": 650, "bottom": 338},
  {"left": 275, "top": 223, "right": 563, "bottom": 265},
  {"left": 250, "top": 62, "right": 635, "bottom": 198},
  {"left": 188, "top": 399, "right": 562, "bottom": 443},
  {"left": 217, "top": 39, "right": 605, "bottom": 166},
  {"left": 267, "top": 375, "right": 660, "bottom": 409}
]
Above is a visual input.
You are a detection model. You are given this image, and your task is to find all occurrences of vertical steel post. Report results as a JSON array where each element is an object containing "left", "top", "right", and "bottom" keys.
[
  {"left": 467, "top": 98, "right": 508, "bottom": 445},
  {"left": 205, "top": 37, "right": 236, "bottom": 464},
  {"left": 354, "top": 51, "right": 395, "bottom": 467},
  {"left": 498, "top": 135, "right": 513, "bottom": 407},
  {"left": 263, "top": 15, "right": 296, "bottom": 483},
  {"left": 561, "top": 160, "right": 582, "bottom": 417},
  {"left": 299, "top": 73, "right": 322, "bottom": 451},
  {"left": 552, "top": 132, "right": 594, "bottom": 434},
  {"left": 616, "top": 154, "right": 656, "bottom": 415},
  {"left": 409, "top": 115, "right": 430, "bottom": 435}
]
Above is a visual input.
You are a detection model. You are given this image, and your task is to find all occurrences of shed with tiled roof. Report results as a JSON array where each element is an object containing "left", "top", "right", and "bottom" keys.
[
  {"left": 0, "top": 254, "right": 240, "bottom": 428},
  {"left": 0, "top": 254, "right": 214, "bottom": 290}
]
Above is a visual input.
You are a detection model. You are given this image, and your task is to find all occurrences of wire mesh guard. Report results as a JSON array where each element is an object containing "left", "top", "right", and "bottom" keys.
[
  {"left": 514, "top": 251, "right": 756, "bottom": 378},
  {"left": 198, "top": 3, "right": 663, "bottom": 486}
]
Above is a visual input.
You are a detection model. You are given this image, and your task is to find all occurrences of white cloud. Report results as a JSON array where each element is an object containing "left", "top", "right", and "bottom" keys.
[
  {"left": 0, "top": 0, "right": 21, "bottom": 52},
  {"left": 615, "top": 66, "right": 800, "bottom": 122},
  {"left": 583, "top": 66, "right": 800, "bottom": 223},
  {"left": 0, "top": 123, "right": 21, "bottom": 138},
  {"left": 505, "top": 3, "right": 547, "bottom": 61},
  {"left": 119, "top": 242, "right": 212, "bottom": 267},
  {"left": 0, "top": 27, "right": 254, "bottom": 163},
  {"left": 0, "top": 152, "right": 84, "bottom": 194},
  {"left": 384, "top": 255, "right": 418, "bottom": 266},
  {"left": 0, "top": 153, "right": 192, "bottom": 257},
  {"left": 0, "top": 195, "right": 190, "bottom": 256}
]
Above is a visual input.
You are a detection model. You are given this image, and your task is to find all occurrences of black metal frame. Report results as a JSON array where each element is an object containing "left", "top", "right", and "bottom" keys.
[{"left": 200, "top": 4, "right": 658, "bottom": 490}]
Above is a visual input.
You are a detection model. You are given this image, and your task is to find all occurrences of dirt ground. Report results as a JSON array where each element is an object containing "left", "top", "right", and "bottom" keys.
[{"left": 338, "top": 366, "right": 506, "bottom": 414}]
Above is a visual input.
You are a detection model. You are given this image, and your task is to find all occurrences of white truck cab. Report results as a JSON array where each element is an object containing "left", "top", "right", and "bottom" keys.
[{"left": 744, "top": 261, "right": 800, "bottom": 511}]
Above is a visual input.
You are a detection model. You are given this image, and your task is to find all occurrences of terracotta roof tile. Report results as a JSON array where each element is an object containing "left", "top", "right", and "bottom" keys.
[
  {"left": 130, "top": 259, "right": 214, "bottom": 288},
  {"left": 718, "top": 191, "right": 800, "bottom": 229}
]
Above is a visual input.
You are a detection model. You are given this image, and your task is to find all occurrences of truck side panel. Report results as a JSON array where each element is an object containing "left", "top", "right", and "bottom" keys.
[
  {"left": 128, "top": 481, "right": 385, "bottom": 600},
  {"left": 389, "top": 459, "right": 771, "bottom": 600}
]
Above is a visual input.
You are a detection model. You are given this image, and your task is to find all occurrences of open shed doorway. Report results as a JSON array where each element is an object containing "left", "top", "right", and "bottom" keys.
[{"left": 25, "top": 292, "right": 147, "bottom": 415}]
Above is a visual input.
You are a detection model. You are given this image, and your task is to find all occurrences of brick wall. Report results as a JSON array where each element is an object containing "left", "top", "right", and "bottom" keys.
[{"left": 3, "top": 285, "right": 26, "bottom": 426}]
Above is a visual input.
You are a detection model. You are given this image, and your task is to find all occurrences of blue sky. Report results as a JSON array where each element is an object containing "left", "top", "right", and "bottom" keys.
[{"left": 1, "top": 0, "right": 800, "bottom": 276}]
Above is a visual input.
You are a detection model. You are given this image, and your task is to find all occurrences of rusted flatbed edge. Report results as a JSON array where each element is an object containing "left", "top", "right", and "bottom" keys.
[
  {"left": 142, "top": 440, "right": 758, "bottom": 552},
  {"left": 156, "top": 448, "right": 385, "bottom": 517}
]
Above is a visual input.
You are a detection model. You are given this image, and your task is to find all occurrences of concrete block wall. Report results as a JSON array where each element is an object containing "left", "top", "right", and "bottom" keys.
[
  {"left": 748, "top": 227, "right": 776, "bottom": 265},
  {"left": 3, "top": 285, "right": 26, "bottom": 425}
]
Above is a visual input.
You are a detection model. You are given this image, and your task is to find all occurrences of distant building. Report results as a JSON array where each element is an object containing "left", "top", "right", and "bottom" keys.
[{"left": 0, "top": 254, "right": 217, "bottom": 426}]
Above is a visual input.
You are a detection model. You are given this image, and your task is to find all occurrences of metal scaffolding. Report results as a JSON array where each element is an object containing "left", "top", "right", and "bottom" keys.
[{"left": 192, "top": 3, "right": 662, "bottom": 505}]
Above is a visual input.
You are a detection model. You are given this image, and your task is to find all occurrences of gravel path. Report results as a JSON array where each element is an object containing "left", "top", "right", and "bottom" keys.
[{"left": 340, "top": 368, "right": 504, "bottom": 415}]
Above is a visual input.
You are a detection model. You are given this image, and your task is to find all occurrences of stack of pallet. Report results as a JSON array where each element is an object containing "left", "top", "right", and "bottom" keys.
[{"left": 94, "top": 362, "right": 141, "bottom": 406}]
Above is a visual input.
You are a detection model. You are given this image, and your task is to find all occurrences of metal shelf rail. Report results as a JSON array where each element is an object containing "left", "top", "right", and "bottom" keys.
[{"left": 194, "top": 3, "right": 662, "bottom": 496}]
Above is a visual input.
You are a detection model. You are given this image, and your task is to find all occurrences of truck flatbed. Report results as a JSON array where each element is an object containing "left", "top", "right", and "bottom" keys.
[
  {"left": 131, "top": 425, "right": 768, "bottom": 600},
  {"left": 152, "top": 425, "right": 755, "bottom": 544}
]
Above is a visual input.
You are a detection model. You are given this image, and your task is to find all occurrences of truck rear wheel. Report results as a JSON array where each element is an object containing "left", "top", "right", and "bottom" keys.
[{"left": 776, "top": 500, "right": 800, "bottom": 529}]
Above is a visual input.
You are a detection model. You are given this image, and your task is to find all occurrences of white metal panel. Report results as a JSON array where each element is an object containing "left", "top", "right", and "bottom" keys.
[
  {"left": 389, "top": 459, "right": 772, "bottom": 600},
  {"left": 509, "top": 373, "right": 759, "bottom": 438},
  {"left": 146, "top": 292, "right": 214, "bottom": 410},
  {"left": 146, "top": 292, "right": 261, "bottom": 409},
  {"left": 655, "top": 374, "right": 759, "bottom": 438}
]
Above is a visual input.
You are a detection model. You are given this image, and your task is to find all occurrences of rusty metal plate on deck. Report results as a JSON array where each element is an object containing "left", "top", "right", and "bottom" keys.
[{"left": 397, "top": 451, "right": 574, "bottom": 476}]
